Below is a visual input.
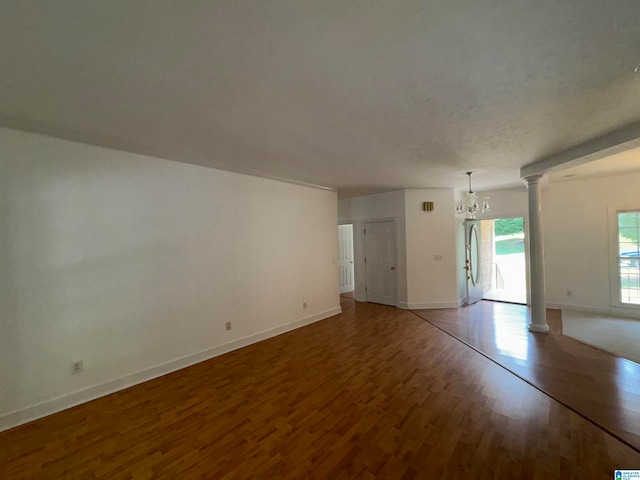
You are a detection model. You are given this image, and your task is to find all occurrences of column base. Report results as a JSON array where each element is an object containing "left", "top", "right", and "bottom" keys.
[{"left": 528, "top": 323, "right": 550, "bottom": 334}]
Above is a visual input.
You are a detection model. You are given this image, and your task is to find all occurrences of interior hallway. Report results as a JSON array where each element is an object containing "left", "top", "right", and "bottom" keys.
[
  {"left": 413, "top": 301, "right": 640, "bottom": 452},
  {"left": 2, "top": 298, "right": 639, "bottom": 479}
]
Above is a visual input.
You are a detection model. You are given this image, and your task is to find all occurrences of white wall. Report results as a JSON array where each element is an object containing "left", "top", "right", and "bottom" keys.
[
  {"left": 338, "top": 188, "right": 461, "bottom": 309},
  {"left": 472, "top": 187, "right": 529, "bottom": 221},
  {"left": 543, "top": 171, "right": 640, "bottom": 316},
  {"left": 0, "top": 127, "right": 341, "bottom": 430},
  {"left": 404, "top": 189, "right": 459, "bottom": 308},
  {"left": 338, "top": 191, "right": 407, "bottom": 304}
]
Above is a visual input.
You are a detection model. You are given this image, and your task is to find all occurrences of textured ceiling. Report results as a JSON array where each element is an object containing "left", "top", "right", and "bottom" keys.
[{"left": 1, "top": 1, "right": 640, "bottom": 198}]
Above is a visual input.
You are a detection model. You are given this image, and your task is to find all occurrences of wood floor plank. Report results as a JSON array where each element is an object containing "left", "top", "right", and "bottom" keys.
[
  {"left": 413, "top": 301, "right": 640, "bottom": 452},
  {"left": 1, "top": 298, "right": 639, "bottom": 478}
]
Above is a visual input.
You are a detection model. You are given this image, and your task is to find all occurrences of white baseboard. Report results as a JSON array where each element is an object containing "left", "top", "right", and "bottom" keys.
[
  {"left": 357, "top": 300, "right": 458, "bottom": 310},
  {"left": 610, "top": 306, "right": 640, "bottom": 319},
  {"left": 0, "top": 306, "right": 342, "bottom": 433},
  {"left": 547, "top": 303, "right": 640, "bottom": 320},
  {"left": 407, "top": 301, "right": 460, "bottom": 309}
]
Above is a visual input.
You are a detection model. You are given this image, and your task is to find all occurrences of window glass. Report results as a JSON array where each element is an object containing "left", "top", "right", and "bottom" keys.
[{"left": 617, "top": 211, "right": 640, "bottom": 305}]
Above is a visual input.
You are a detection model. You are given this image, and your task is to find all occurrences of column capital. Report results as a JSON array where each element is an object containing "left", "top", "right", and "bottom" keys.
[{"left": 524, "top": 174, "right": 544, "bottom": 184}]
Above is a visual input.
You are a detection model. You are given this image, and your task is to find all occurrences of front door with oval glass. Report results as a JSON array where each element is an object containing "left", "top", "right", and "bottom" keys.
[{"left": 465, "top": 220, "right": 483, "bottom": 304}]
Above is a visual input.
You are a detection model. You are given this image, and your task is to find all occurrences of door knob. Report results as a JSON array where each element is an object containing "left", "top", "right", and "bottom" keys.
[{"left": 390, "top": 266, "right": 395, "bottom": 270}]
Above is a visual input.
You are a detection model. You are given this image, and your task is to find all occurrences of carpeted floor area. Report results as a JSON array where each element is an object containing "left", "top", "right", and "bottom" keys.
[{"left": 562, "top": 310, "right": 640, "bottom": 365}]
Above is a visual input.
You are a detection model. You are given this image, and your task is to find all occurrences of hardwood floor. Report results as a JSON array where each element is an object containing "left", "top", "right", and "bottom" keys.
[
  {"left": 2, "top": 298, "right": 639, "bottom": 479},
  {"left": 413, "top": 301, "right": 640, "bottom": 452}
]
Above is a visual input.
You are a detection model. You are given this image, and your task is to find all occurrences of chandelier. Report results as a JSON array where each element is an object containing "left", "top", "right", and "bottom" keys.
[{"left": 455, "top": 171, "right": 490, "bottom": 218}]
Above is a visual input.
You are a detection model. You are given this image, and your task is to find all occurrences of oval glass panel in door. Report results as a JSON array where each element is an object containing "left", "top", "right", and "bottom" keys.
[{"left": 469, "top": 223, "right": 480, "bottom": 286}]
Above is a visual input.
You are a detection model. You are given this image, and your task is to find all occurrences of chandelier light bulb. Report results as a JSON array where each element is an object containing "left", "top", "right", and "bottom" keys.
[{"left": 455, "top": 172, "right": 490, "bottom": 218}]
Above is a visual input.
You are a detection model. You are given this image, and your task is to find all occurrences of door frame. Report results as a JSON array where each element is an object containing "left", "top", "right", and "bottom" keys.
[
  {"left": 363, "top": 217, "right": 399, "bottom": 307},
  {"left": 466, "top": 214, "right": 530, "bottom": 306},
  {"left": 338, "top": 221, "right": 356, "bottom": 294}
]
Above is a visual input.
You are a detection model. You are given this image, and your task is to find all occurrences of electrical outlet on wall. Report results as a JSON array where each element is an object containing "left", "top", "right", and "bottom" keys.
[
  {"left": 225, "top": 321, "right": 232, "bottom": 331},
  {"left": 303, "top": 302, "right": 307, "bottom": 309},
  {"left": 71, "top": 360, "right": 83, "bottom": 375},
  {"left": 566, "top": 290, "right": 573, "bottom": 297}
]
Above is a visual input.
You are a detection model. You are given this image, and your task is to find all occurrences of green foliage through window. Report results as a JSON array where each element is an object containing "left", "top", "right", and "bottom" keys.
[
  {"left": 618, "top": 211, "right": 639, "bottom": 244},
  {"left": 494, "top": 218, "right": 524, "bottom": 237},
  {"left": 495, "top": 238, "right": 524, "bottom": 255}
]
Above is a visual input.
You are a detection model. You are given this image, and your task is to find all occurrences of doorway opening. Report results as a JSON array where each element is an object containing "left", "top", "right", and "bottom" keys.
[
  {"left": 481, "top": 217, "right": 527, "bottom": 304},
  {"left": 338, "top": 224, "right": 355, "bottom": 296}
]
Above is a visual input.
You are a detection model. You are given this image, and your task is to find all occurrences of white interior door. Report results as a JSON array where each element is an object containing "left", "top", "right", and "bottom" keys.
[
  {"left": 465, "top": 220, "right": 483, "bottom": 305},
  {"left": 364, "top": 221, "right": 397, "bottom": 306},
  {"left": 338, "top": 224, "right": 355, "bottom": 294}
]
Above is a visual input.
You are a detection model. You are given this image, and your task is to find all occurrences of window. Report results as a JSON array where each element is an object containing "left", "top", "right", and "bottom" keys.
[{"left": 616, "top": 210, "right": 640, "bottom": 305}]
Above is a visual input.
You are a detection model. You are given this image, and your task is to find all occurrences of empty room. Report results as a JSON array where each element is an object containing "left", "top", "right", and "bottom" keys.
[{"left": 2, "top": 1, "right": 640, "bottom": 479}]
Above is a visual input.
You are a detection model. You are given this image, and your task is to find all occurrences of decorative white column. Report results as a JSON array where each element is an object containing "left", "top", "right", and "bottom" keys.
[{"left": 527, "top": 174, "right": 549, "bottom": 333}]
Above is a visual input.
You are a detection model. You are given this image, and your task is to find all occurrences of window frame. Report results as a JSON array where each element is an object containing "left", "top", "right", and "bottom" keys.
[{"left": 608, "top": 206, "right": 640, "bottom": 310}]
